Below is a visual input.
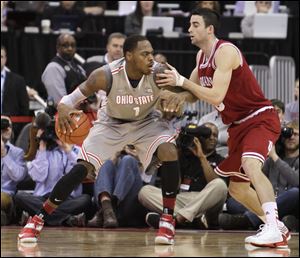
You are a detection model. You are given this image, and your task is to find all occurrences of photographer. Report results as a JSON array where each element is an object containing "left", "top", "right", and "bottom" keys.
[
  {"left": 14, "top": 123, "right": 92, "bottom": 227},
  {"left": 220, "top": 120, "right": 299, "bottom": 232},
  {"left": 139, "top": 122, "right": 228, "bottom": 229},
  {"left": 88, "top": 144, "right": 147, "bottom": 228},
  {"left": 1, "top": 116, "right": 27, "bottom": 225}
]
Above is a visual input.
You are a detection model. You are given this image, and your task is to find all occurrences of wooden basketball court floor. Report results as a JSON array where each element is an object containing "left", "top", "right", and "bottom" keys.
[{"left": 1, "top": 226, "right": 299, "bottom": 257}]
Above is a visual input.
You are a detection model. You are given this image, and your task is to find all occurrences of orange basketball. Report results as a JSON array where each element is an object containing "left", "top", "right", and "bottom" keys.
[{"left": 55, "top": 113, "right": 91, "bottom": 145}]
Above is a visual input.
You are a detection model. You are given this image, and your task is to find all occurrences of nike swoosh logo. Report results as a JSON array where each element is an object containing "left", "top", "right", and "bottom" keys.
[
  {"left": 165, "top": 192, "right": 174, "bottom": 196},
  {"left": 54, "top": 198, "right": 63, "bottom": 202}
]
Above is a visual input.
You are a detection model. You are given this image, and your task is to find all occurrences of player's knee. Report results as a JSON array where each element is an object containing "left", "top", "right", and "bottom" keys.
[
  {"left": 157, "top": 143, "right": 178, "bottom": 161},
  {"left": 228, "top": 180, "right": 250, "bottom": 200},
  {"left": 78, "top": 160, "right": 96, "bottom": 180}
]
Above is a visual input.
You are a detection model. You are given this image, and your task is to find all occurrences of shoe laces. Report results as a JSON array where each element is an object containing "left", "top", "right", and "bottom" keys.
[{"left": 255, "top": 223, "right": 270, "bottom": 236}]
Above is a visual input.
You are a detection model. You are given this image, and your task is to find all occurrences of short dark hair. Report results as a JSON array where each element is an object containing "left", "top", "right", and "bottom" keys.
[
  {"left": 190, "top": 8, "right": 220, "bottom": 34},
  {"left": 56, "top": 33, "right": 76, "bottom": 48},
  {"left": 271, "top": 98, "right": 285, "bottom": 113},
  {"left": 123, "top": 35, "right": 148, "bottom": 56},
  {"left": 107, "top": 32, "right": 127, "bottom": 45}
]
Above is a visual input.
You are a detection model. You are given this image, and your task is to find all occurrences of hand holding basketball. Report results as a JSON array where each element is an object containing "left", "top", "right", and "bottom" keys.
[
  {"left": 55, "top": 112, "right": 91, "bottom": 145},
  {"left": 155, "top": 63, "right": 185, "bottom": 87},
  {"left": 56, "top": 103, "right": 83, "bottom": 133}
]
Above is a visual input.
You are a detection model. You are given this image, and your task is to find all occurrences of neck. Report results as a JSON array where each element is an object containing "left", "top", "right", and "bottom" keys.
[
  {"left": 143, "top": 10, "right": 152, "bottom": 16},
  {"left": 125, "top": 63, "right": 143, "bottom": 80},
  {"left": 204, "top": 149, "right": 214, "bottom": 157},
  {"left": 197, "top": 36, "right": 217, "bottom": 58},
  {"left": 106, "top": 53, "right": 113, "bottom": 64}
]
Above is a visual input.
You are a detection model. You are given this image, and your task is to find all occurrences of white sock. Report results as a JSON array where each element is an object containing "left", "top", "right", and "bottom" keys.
[{"left": 262, "top": 202, "right": 279, "bottom": 226}]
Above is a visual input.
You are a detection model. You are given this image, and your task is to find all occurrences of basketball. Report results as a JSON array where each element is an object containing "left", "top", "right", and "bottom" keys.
[
  {"left": 153, "top": 63, "right": 183, "bottom": 93},
  {"left": 153, "top": 63, "right": 170, "bottom": 83},
  {"left": 55, "top": 113, "right": 90, "bottom": 145}
]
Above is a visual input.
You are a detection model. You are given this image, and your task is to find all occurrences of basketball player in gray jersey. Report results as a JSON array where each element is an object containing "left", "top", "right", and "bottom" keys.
[{"left": 18, "top": 35, "right": 195, "bottom": 245}]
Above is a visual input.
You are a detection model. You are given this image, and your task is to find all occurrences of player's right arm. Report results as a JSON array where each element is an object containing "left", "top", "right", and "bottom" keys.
[{"left": 57, "top": 68, "right": 108, "bottom": 133}]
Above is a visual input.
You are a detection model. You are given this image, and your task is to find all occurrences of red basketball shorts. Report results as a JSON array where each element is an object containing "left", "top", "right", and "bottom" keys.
[{"left": 215, "top": 109, "right": 281, "bottom": 182}]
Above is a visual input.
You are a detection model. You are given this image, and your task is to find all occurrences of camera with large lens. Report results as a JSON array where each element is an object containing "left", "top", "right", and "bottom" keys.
[
  {"left": 1, "top": 118, "right": 11, "bottom": 130},
  {"left": 37, "top": 121, "right": 58, "bottom": 150},
  {"left": 177, "top": 124, "right": 212, "bottom": 150},
  {"left": 275, "top": 126, "right": 294, "bottom": 157},
  {"left": 281, "top": 127, "right": 294, "bottom": 139}
]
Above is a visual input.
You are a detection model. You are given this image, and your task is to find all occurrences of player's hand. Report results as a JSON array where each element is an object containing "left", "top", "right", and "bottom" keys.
[
  {"left": 158, "top": 90, "right": 185, "bottom": 114},
  {"left": 57, "top": 103, "right": 83, "bottom": 134},
  {"left": 268, "top": 145, "right": 279, "bottom": 162},
  {"left": 156, "top": 63, "right": 185, "bottom": 87}
]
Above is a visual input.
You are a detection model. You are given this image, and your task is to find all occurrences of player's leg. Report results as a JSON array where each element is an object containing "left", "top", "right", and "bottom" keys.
[
  {"left": 228, "top": 180, "right": 265, "bottom": 221},
  {"left": 154, "top": 142, "right": 180, "bottom": 245},
  {"left": 18, "top": 160, "right": 94, "bottom": 243},
  {"left": 242, "top": 157, "right": 290, "bottom": 248}
]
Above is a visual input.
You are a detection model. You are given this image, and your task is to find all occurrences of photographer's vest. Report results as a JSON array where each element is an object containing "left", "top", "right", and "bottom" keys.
[
  {"left": 104, "top": 58, "right": 161, "bottom": 121},
  {"left": 52, "top": 56, "right": 86, "bottom": 94}
]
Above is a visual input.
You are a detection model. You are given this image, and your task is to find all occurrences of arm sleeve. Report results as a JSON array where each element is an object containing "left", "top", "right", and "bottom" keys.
[
  {"left": 275, "top": 158, "right": 299, "bottom": 187},
  {"left": 2, "top": 148, "right": 27, "bottom": 182},
  {"left": 28, "top": 150, "right": 49, "bottom": 182}
]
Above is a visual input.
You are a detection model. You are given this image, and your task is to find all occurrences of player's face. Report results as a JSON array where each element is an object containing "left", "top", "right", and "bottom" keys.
[
  {"left": 188, "top": 15, "right": 211, "bottom": 46},
  {"left": 132, "top": 40, "right": 154, "bottom": 75}
]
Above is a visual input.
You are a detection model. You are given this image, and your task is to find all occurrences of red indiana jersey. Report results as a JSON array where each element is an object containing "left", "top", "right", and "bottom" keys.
[{"left": 197, "top": 39, "right": 272, "bottom": 125}]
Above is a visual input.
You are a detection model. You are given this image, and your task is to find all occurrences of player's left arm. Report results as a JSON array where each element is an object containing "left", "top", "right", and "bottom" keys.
[{"left": 211, "top": 45, "right": 240, "bottom": 105}]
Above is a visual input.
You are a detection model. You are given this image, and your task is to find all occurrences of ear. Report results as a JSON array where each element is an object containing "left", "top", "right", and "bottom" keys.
[
  {"left": 126, "top": 51, "right": 133, "bottom": 61},
  {"left": 207, "top": 25, "right": 214, "bottom": 35}
]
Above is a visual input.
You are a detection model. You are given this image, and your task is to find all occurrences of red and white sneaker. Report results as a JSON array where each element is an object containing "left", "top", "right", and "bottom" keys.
[
  {"left": 18, "top": 215, "right": 44, "bottom": 243},
  {"left": 279, "top": 223, "right": 291, "bottom": 242},
  {"left": 155, "top": 214, "right": 175, "bottom": 245},
  {"left": 245, "top": 223, "right": 291, "bottom": 244},
  {"left": 245, "top": 223, "right": 288, "bottom": 248}
]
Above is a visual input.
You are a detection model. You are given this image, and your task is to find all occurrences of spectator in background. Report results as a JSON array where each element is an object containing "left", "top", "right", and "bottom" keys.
[
  {"left": 14, "top": 126, "right": 92, "bottom": 227},
  {"left": 1, "top": 46, "right": 29, "bottom": 141},
  {"left": 235, "top": 1, "right": 280, "bottom": 16},
  {"left": 198, "top": 110, "right": 229, "bottom": 147},
  {"left": 139, "top": 122, "right": 227, "bottom": 230},
  {"left": 88, "top": 145, "right": 147, "bottom": 228},
  {"left": 240, "top": 1, "right": 277, "bottom": 37},
  {"left": 271, "top": 98, "right": 286, "bottom": 125},
  {"left": 196, "top": 1, "right": 221, "bottom": 14},
  {"left": 42, "top": 33, "right": 86, "bottom": 106},
  {"left": 285, "top": 78, "right": 299, "bottom": 123},
  {"left": 76, "top": 1, "right": 106, "bottom": 16},
  {"left": 219, "top": 119, "right": 299, "bottom": 232},
  {"left": 42, "top": 1, "right": 85, "bottom": 32},
  {"left": 84, "top": 32, "right": 127, "bottom": 76},
  {"left": 1, "top": 116, "right": 27, "bottom": 225},
  {"left": 125, "top": 1, "right": 157, "bottom": 35}
]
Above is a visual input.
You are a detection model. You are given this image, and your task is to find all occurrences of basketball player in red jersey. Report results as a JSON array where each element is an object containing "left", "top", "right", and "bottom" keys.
[{"left": 156, "top": 8, "right": 291, "bottom": 248}]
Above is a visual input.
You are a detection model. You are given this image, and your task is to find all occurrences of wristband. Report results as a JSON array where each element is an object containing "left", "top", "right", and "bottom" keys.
[{"left": 60, "top": 88, "right": 86, "bottom": 107}]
